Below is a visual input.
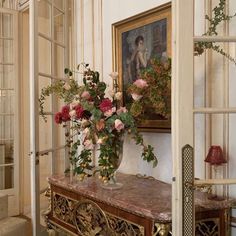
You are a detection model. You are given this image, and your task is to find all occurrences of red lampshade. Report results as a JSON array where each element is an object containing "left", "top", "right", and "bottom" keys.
[{"left": 205, "top": 145, "right": 227, "bottom": 165}]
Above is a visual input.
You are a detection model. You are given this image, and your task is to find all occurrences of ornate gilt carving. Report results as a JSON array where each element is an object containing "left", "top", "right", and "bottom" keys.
[
  {"left": 53, "top": 193, "right": 76, "bottom": 228},
  {"left": 153, "top": 222, "right": 172, "bottom": 236},
  {"left": 73, "top": 199, "right": 113, "bottom": 236},
  {"left": 195, "top": 218, "right": 219, "bottom": 236},
  {"left": 49, "top": 193, "right": 145, "bottom": 235},
  {"left": 107, "top": 213, "right": 144, "bottom": 235}
]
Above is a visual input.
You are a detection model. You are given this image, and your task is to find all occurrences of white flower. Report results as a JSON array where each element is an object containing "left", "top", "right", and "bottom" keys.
[
  {"left": 81, "top": 119, "right": 89, "bottom": 128},
  {"left": 97, "top": 138, "right": 103, "bottom": 144},
  {"left": 109, "top": 72, "right": 118, "bottom": 79},
  {"left": 114, "top": 119, "right": 124, "bottom": 132},
  {"left": 83, "top": 139, "right": 93, "bottom": 150},
  {"left": 70, "top": 101, "right": 79, "bottom": 109},
  {"left": 131, "top": 93, "right": 143, "bottom": 101},
  {"left": 108, "top": 89, "right": 115, "bottom": 97},
  {"left": 114, "top": 92, "right": 122, "bottom": 100},
  {"left": 63, "top": 82, "right": 71, "bottom": 90}
]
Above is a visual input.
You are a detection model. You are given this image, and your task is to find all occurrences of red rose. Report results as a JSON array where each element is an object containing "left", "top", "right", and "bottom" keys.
[
  {"left": 99, "top": 98, "right": 113, "bottom": 112},
  {"left": 61, "top": 105, "right": 70, "bottom": 122},
  {"left": 75, "top": 105, "right": 84, "bottom": 119},
  {"left": 54, "top": 112, "right": 62, "bottom": 124}
]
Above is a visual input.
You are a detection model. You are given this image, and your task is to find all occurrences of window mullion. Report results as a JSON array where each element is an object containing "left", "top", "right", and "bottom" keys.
[{"left": 194, "top": 35, "right": 236, "bottom": 42}]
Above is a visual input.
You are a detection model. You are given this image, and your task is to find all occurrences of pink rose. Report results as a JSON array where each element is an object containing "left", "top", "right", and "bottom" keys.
[
  {"left": 104, "top": 107, "right": 116, "bottom": 117},
  {"left": 69, "top": 110, "right": 76, "bottom": 119},
  {"left": 131, "top": 93, "right": 143, "bottom": 101},
  {"left": 61, "top": 105, "right": 70, "bottom": 122},
  {"left": 81, "top": 91, "right": 91, "bottom": 100},
  {"left": 133, "top": 79, "right": 148, "bottom": 88},
  {"left": 114, "top": 119, "right": 124, "bottom": 132},
  {"left": 54, "top": 112, "right": 62, "bottom": 124},
  {"left": 99, "top": 98, "right": 113, "bottom": 112},
  {"left": 83, "top": 139, "right": 93, "bottom": 150},
  {"left": 74, "top": 105, "right": 84, "bottom": 119},
  {"left": 117, "top": 107, "right": 127, "bottom": 115}
]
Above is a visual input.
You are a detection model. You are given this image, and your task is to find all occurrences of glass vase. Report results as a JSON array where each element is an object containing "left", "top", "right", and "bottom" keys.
[{"left": 100, "top": 136, "right": 124, "bottom": 190}]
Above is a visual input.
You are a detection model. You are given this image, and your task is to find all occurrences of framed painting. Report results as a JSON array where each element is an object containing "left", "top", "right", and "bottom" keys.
[{"left": 112, "top": 3, "right": 171, "bottom": 132}]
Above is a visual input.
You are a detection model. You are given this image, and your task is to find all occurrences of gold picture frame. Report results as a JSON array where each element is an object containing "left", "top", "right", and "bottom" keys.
[{"left": 112, "top": 2, "right": 171, "bottom": 132}]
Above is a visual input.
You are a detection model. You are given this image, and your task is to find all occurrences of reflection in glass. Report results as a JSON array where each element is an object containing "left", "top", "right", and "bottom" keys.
[{"left": 0, "top": 165, "right": 14, "bottom": 190}]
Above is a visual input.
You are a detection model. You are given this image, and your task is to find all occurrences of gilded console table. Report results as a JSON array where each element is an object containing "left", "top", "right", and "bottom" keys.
[{"left": 45, "top": 173, "right": 234, "bottom": 236}]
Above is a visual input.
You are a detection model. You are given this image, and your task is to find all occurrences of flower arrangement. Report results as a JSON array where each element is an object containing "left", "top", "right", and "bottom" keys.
[
  {"left": 39, "top": 63, "right": 157, "bottom": 183},
  {"left": 127, "top": 57, "right": 171, "bottom": 121}
]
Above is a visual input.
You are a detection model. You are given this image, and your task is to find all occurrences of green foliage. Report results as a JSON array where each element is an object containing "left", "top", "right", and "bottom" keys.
[
  {"left": 195, "top": 0, "right": 236, "bottom": 65},
  {"left": 127, "top": 57, "right": 171, "bottom": 120}
]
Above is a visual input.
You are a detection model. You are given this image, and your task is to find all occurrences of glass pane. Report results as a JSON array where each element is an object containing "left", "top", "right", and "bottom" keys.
[
  {"left": 229, "top": 114, "right": 236, "bottom": 196},
  {"left": 38, "top": 37, "right": 51, "bottom": 75},
  {"left": 54, "top": 149, "right": 65, "bottom": 174},
  {"left": 194, "top": 113, "right": 206, "bottom": 180},
  {"left": 54, "top": 45, "right": 64, "bottom": 77},
  {"left": 38, "top": 76, "right": 52, "bottom": 112},
  {"left": 39, "top": 115, "right": 52, "bottom": 151},
  {"left": 0, "top": 141, "right": 13, "bottom": 164},
  {"left": 40, "top": 153, "right": 52, "bottom": 191},
  {"left": 38, "top": 0, "right": 51, "bottom": 37},
  {"left": 0, "top": 39, "right": 2, "bottom": 63},
  {"left": 0, "top": 115, "right": 14, "bottom": 140},
  {"left": 2, "top": 13, "right": 13, "bottom": 38},
  {"left": 229, "top": 59, "right": 236, "bottom": 107},
  {"left": 3, "top": 39, "right": 13, "bottom": 64},
  {"left": 54, "top": 7, "right": 64, "bottom": 44},
  {"left": 0, "top": 90, "right": 14, "bottom": 113},
  {"left": 194, "top": 0, "right": 236, "bottom": 37},
  {"left": 0, "top": 165, "right": 14, "bottom": 190},
  {"left": 54, "top": 0, "right": 64, "bottom": 11},
  {"left": 0, "top": 65, "right": 14, "bottom": 88},
  {"left": 194, "top": 43, "right": 236, "bottom": 108},
  {"left": 0, "top": 0, "right": 17, "bottom": 10}
]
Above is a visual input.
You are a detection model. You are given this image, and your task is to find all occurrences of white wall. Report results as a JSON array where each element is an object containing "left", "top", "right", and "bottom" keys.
[
  {"left": 75, "top": 0, "right": 236, "bottom": 193},
  {"left": 75, "top": 0, "right": 172, "bottom": 183}
]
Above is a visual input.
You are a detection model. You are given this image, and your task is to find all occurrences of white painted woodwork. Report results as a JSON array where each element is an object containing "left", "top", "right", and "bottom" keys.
[
  {"left": 0, "top": 6, "right": 20, "bottom": 216},
  {"left": 29, "top": 0, "right": 40, "bottom": 235}
]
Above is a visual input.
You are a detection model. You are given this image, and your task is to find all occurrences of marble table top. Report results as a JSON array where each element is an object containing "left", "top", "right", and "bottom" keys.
[{"left": 48, "top": 173, "right": 236, "bottom": 223}]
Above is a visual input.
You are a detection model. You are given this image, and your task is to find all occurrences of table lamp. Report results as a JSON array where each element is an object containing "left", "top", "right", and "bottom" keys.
[{"left": 205, "top": 145, "right": 227, "bottom": 200}]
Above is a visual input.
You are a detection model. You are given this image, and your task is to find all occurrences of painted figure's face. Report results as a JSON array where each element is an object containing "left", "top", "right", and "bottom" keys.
[{"left": 137, "top": 40, "right": 144, "bottom": 50}]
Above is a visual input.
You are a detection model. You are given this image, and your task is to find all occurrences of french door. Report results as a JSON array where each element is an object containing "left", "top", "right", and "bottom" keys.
[
  {"left": 29, "top": 0, "right": 72, "bottom": 234},
  {"left": 0, "top": 5, "right": 19, "bottom": 216},
  {"left": 173, "top": 0, "right": 236, "bottom": 235}
]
